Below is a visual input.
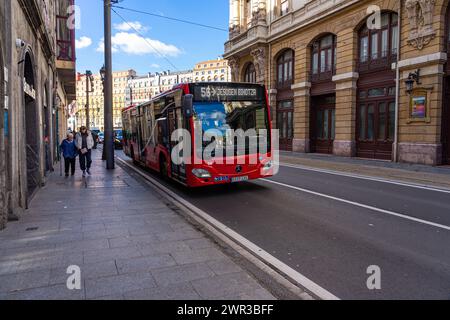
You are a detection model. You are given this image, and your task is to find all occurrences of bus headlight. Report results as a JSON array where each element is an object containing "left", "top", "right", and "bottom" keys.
[{"left": 192, "top": 168, "right": 212, "bottom": 178}]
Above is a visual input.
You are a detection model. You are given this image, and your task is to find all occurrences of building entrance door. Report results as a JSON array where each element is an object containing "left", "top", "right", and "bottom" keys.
[
  {"left": 277, "top": 100, "right": 294, "bottom": 151},
  {"left": 357, "top": 96, "right": 395, "bottom": 160},
  {"left": 310, "top": 95, "right": 335, "bottom": 154}
]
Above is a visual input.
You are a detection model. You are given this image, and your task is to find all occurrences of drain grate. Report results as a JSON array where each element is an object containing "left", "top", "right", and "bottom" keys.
[{"left": 25, "top": 227, "right": 39, "bottom": 231}]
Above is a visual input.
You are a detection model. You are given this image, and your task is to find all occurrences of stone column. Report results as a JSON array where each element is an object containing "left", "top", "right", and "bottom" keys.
[
  {"left": 332, "top": 73, "right": 358, "bottom": 156},
  {"left": 292, "top": 82, "right": 311, "bottom": 153},
  {"left": 332, "top": 27, "right": 358, "bottom": 157},
  {"left": 229, "top": 0, "right": 241, "bottom": 37},
  {"left": 252, "top": 0, "right": 267, "bottom": 25}
]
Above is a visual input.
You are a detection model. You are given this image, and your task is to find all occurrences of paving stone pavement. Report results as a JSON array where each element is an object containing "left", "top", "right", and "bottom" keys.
[{"left": 0, "top": 150, "right": 275, "bottom": 300}]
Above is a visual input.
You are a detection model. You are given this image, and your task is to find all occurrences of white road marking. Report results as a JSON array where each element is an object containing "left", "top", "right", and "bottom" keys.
[
  {"left": 261, "top": 178, "right": 450, "bottom": 231},
  {"left": 116, "top": 157, "right": 340, "bottom": 300},
  {"left": 280, "top": 163, "right": 450, "bottom": 194}
]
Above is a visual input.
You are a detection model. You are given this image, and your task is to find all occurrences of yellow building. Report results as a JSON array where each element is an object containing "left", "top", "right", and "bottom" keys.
[
  {"left": 74, "top": 70, "right": 136, "bottom": 131},
  {"left": 193, "top": 58, "right": 231, "bottom": 82},
  {"left": 224, "top": 0, "right": 450, "bottom": 165}
]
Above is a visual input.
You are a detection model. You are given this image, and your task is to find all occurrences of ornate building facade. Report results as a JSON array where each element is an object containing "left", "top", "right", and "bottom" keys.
[
  {"left": 0, "top": 0, "right": 76, "bottom": 229},
  {"left": 224, "top": 0, "right": 450, "bottom": 165}
]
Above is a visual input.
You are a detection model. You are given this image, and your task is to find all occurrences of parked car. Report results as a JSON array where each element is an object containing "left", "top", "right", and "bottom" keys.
[{"left": 98, "top": 132, "right": 104, "bottom": 144}]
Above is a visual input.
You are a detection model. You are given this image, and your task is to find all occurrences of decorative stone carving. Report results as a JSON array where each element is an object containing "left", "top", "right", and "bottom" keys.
[
  {"left": 229, "top": 24, "right": 241, "bottom": 39},
  {"left": 228, "top": 57, "right": 240, "bottom": 82},
  {"left": 251, "top": 1, "right": 267, "bottom": 26},
  {"left": 251, "top": 47, "right": 266, "bottom": 83},
  {"left": 406, "top": 0, "right": 436, "bottom": 50}
]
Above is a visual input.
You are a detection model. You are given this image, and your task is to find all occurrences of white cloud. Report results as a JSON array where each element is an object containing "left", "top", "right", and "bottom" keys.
[
  {"left": 75, "top": 36, "right": 92, "bottom": 49},
  {"left": 96, "top": 38, "right": 118, "bottom": 53},
  {"left": 114, "top": 21, "right": 148, "bottom": 32},
  {"left": 97, "top": 32, "right": 181, "bottom": 57},
  {"left": 150, "top": 63, "right": 161, "bottom": 68}
]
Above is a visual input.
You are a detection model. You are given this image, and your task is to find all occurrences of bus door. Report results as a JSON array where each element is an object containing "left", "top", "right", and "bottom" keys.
[
  {"left": 136, "top": 106, "right": 145, "bottom": 160},
  {"left": 168, "top": 106, "right": 186, "bottom": 181}
]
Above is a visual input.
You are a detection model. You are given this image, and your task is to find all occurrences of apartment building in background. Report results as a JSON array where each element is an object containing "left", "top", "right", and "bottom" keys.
[
  {"left": 193, "top": 58, "right": 232, "bottom": 82},
  {"left": 75, "top": 70, "right": 136, "bottom": 130}
]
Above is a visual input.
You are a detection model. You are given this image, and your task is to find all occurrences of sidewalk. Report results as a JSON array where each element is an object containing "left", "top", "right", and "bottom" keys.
[
  {"left": 0, "top": 150, "right": 275, "bottom": 300},
  {"left": 280, "top": 151, "right": 450, "bottom": 189}
]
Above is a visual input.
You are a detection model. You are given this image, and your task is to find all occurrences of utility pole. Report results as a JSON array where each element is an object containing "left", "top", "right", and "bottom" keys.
[
  {"left": 104, "top": 0, "right": 114, "bottom": 169},
  {"left": 84, "top": 70, "right": 93, "bottom": 130},
  {"left": 85, "top": 72, "right": 90, "bottom": 130}
]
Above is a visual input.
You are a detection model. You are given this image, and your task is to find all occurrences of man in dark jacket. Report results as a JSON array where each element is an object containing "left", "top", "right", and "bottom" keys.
[{"left": 60, "top": 133, "right": 78, "bottom": 177}]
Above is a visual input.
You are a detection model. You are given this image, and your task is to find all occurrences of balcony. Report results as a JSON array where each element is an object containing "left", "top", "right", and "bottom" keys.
[
  {"left": 56, "top": 0, "right": 76, "bottom": 101},
  {"left": 310, "top": 66, "right": 336, "bottom": 83},
  {"left": 224, "top": 24, "right": 268, "bottom": 58},
  {"left": 358, "top": 52, "right": 397, "bottom": 74}
]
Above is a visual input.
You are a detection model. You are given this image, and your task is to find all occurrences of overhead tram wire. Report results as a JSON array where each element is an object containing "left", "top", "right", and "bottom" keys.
[
  {"left": 111, "top": 5, "right": 228, "bottom": 32},
  {"left": 111, "top": 7, "right": 180, "bottom": 71}
]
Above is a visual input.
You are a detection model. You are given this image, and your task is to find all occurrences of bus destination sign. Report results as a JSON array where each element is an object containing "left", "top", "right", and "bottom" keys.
[{"left": 192, "top": 84, "right": 263, "bottom": 102}]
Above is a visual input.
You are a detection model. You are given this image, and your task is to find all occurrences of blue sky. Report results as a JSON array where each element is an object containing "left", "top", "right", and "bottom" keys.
[{"left": 75, "top": 0, "right": 229, "bottom": 75}]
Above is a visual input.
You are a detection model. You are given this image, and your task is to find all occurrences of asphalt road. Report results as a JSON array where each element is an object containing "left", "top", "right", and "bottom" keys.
[{"left": 117, "top": 152, "right": 450, "bottom": 299}]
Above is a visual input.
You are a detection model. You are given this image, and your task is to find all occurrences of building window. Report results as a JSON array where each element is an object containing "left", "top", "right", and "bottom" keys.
[
  {"left": 359, "top": 12, "right": 398, "bottom": 66},
  {"left": 280, "top": 0, "right": 289, "bottom": 16},
  {"left": 311, "top": 34, "right": 336, "bottom": 81},
  {"left": 244, "top": 63, "right": 256, "bottom": 83},
  {"left": 276, "top": 49, "right": 294, "bottom": 88}
]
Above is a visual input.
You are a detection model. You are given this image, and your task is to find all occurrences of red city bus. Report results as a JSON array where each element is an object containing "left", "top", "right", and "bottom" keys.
[{"left": 122, "top": 82, "right": 275, "bottom": 187}]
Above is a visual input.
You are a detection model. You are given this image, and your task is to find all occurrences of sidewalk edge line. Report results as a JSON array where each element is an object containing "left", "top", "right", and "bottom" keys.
[{"left": 116, "top": 157, "right": 340, "bottom": 301}]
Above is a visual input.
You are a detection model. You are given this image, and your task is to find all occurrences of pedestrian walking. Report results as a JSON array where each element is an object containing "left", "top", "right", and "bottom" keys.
[
  {"left": 60, "top": 133, "right": 78, "bottom": 177},
  {"left": 75, "top": 126, "right": 94, "bottom": 177}
]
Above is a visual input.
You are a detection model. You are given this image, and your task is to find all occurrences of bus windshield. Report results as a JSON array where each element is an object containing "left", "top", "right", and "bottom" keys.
[{"left": 193, "top": 101, "right": 270, "bottom": 155}]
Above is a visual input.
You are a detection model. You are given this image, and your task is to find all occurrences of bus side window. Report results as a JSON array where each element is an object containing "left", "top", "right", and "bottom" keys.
[{"left": 157, "top": 118, "right": 168, "bottom": 147}]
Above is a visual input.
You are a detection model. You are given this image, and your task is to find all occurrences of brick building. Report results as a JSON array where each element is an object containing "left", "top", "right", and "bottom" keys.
[
  {"left": 224, "top": 0, "right": 450, "bottom": 165},
  {"left": 0, "top": 0, "right": 76, "bottom": 229}
]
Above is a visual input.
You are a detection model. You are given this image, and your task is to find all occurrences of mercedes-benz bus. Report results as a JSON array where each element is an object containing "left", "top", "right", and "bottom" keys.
[{"left": 122, "top": 82, "right": 275, "bottom": 187}]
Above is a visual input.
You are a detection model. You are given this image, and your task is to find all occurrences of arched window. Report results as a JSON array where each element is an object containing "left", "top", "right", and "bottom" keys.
[
  {"left": 276, "top": 49, "right": 294, "bottom": 89},
  {"left": 358, "top": 12, "right": 398, "bottom": 68},
  {"left": 311, "top": 34, "right": 336, "bottom": 81},
  {"left": 244, "top": 63, "right": 256, "bottom": 83}
]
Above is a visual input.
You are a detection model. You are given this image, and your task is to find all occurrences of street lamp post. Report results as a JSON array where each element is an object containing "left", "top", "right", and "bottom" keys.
[
  {"left": 85, "top": 70, "right": 94, "bottom": 130},
  {"left": 103, "top": 0, "right": 114, "bottom": 169}
]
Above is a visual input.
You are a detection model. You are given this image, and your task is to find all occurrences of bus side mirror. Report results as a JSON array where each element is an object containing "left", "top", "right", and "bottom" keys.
[{"left": 182, "top": 94, "right": 194, "bottom": 118}]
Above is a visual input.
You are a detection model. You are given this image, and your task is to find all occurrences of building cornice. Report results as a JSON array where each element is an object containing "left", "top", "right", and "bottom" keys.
[{"left": 395, "top": 52, "right": 448, "bottom": 70}]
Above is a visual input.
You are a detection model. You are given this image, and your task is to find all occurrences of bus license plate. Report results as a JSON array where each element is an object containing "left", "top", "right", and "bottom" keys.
[{"left": 231, "top": 176, "right": 249, "bottom": 183}]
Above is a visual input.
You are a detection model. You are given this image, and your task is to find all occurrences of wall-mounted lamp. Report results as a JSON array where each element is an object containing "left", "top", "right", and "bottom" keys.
[{"left": 405, "top": 69, "right": 421, "bottom": 94}]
